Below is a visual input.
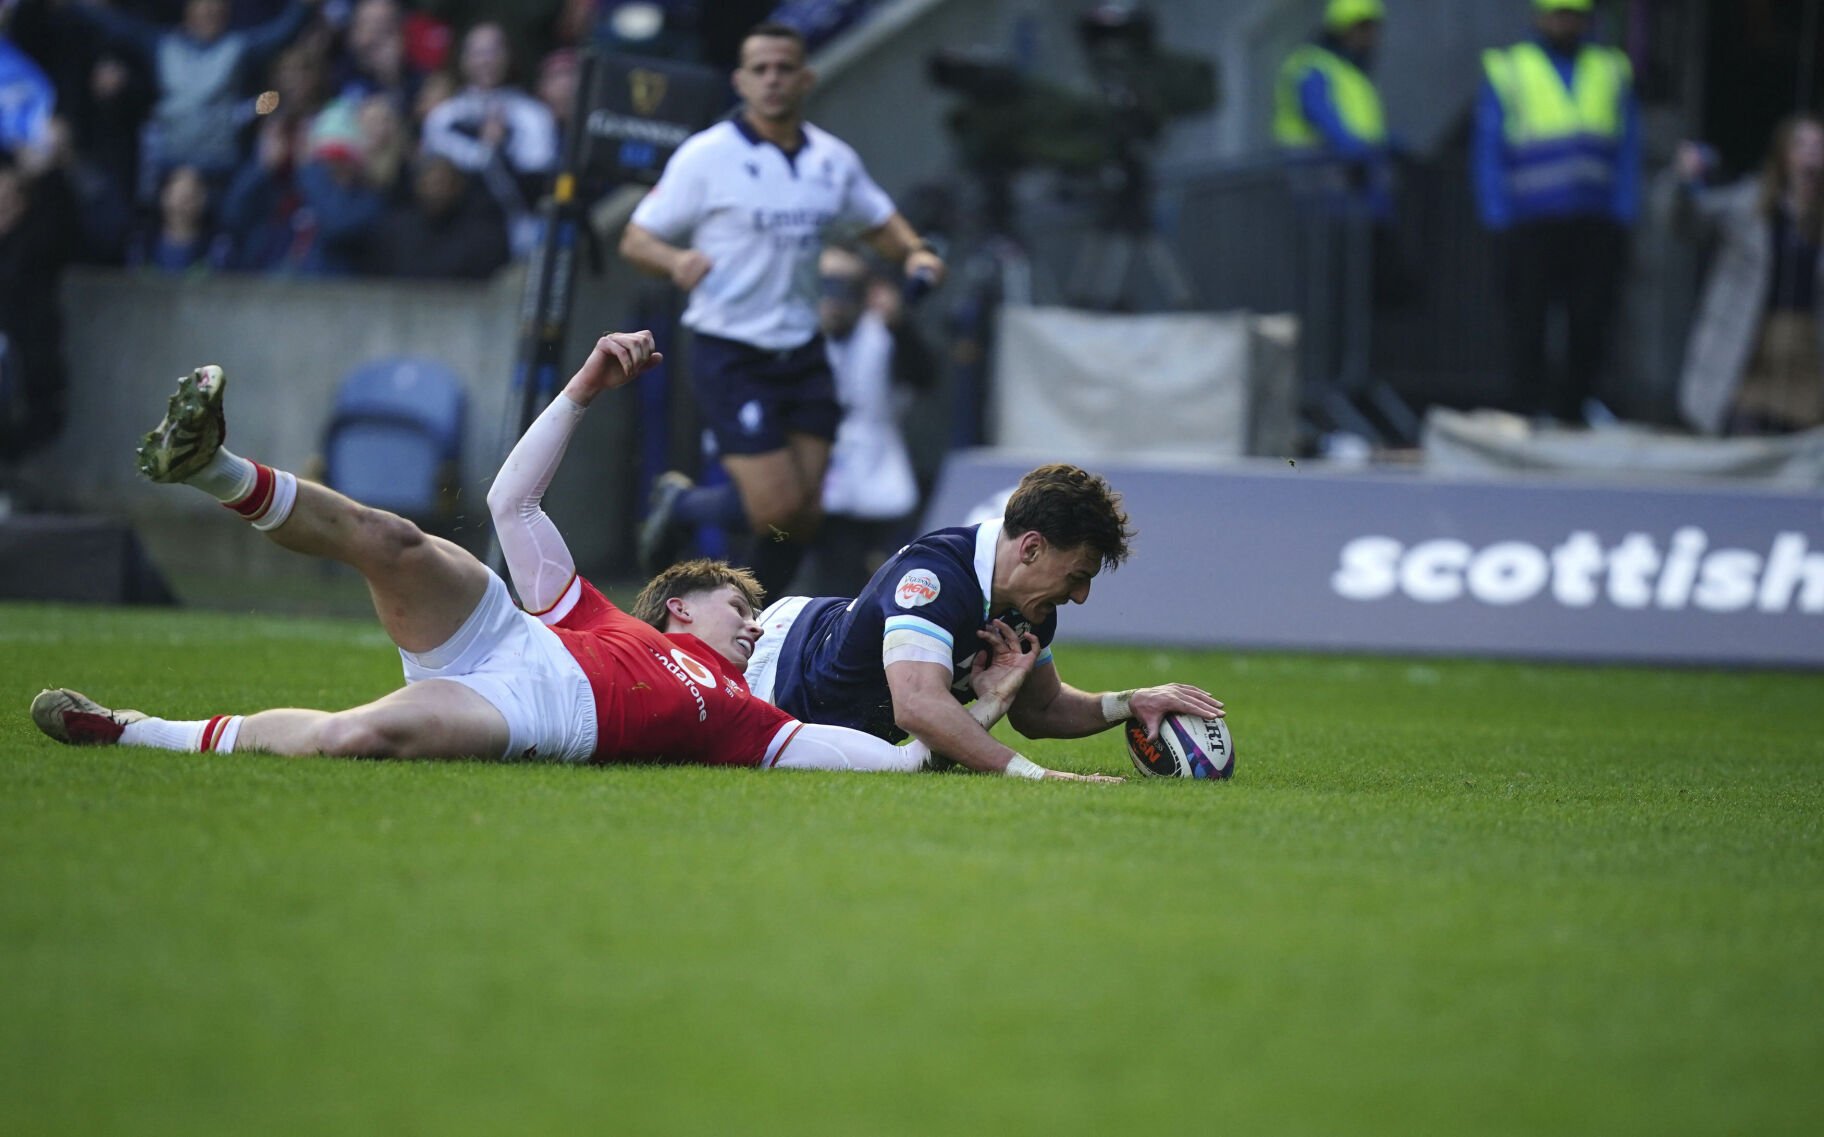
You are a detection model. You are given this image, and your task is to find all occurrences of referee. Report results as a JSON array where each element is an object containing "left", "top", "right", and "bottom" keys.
[{"left": 620, "top": 21, "right": 945, "bottom": 597}]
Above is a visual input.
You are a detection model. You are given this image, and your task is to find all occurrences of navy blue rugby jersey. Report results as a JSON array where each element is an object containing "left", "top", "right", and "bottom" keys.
[{"left": 770, "top": 520, "right": 1057, "bottom": 740}]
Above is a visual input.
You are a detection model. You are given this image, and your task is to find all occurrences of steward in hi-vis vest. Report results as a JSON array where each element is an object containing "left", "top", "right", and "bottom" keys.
[
  {"left": 1274, "top": 0, "right": 1391, "bottom": 218},
  {"left": 1473, "top": 0, "right": 1640, "bottom": 424}
]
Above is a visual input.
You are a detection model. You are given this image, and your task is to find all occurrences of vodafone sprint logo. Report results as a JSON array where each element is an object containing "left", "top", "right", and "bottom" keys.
[{"left": 1333, "top": 528, "right": 1824, "bottom": 614}]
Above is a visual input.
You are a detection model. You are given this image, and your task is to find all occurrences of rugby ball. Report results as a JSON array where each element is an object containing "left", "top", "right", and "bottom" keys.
[{"left": 1125, "top": 713, "right": 1235, "bottom": 780}]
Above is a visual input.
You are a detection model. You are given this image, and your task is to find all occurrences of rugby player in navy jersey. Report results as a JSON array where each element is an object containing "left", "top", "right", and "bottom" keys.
[
  {"left": 619, "top": 21, "right": 945, "bottom": 601},
  {"left": 744, "top": 465, "right": 1225, "bottom": 780}
]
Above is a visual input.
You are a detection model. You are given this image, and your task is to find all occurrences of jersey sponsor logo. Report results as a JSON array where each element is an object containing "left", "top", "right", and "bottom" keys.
[
  {"left": 751, "top": 206, "right": 838, "bottom": 252},
  {"left": 651, "top": 648, "right": 710, "bottom": 722},
  {"left": 739, "top": 400, "right": 764, "bottom": 435},
  {"left": 671, "top": 648, "right": 719, "bottom": 687},
  {"left": 895, "top": 569, "right": 941, "bottom": 608}
]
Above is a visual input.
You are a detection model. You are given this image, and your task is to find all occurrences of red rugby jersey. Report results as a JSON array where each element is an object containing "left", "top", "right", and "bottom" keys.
[{"left": 544, "top": 579, "right": 799, "bottom": 765}]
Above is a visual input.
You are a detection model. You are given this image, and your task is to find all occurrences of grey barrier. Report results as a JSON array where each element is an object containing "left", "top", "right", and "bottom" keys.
[{"left": 923, "top": 451, "right": 1824, "bottom": 668}]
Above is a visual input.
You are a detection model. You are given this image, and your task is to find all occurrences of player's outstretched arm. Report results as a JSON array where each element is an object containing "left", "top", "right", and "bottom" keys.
[
  {"left": 1008, "top": 668, "right": 1225, "bottom": 742},
  {"left": 564, "top": 330, "right": 664, "bottom": 402},
  {"left": 488, "top": 332, "right": 663, "bottom": 614},
  {"left": 885, "top": 625, "right": 1121, "bottom": 783},
  {"left": 774, "top": 622, "right": 1115, "bottom": 781},
  {"left": 773, "top": 621, "right": 1034, "bottom": 774}
]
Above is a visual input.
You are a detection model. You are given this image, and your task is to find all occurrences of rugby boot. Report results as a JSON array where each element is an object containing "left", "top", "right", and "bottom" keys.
[
  {"left": 31, "top": 688, "right": 147, "bottom": 746},
  {"left": 136, "top": 365, "right": 227, "bottom": 483}
]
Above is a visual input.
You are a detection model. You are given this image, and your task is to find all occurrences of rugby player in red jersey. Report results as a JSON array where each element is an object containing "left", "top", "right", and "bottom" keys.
[{"left": 32, "top": 331, "right": 1097, "bottom": 776}]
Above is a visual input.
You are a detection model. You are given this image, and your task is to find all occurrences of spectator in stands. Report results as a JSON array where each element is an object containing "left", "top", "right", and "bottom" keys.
[
  {"left": 1671, "top": 116, "right": 1824, "bottom": 437},
  {"left": 1474, "top": 0, "right": 1639, "bottom": 425},
  {"left": 799, "top": 246, "right": 936, "bottom": 597},
  {"left": 354, "top": 90, "right": 410, "bottom": 206},
  {"left": 417, "top": 0, "right": 567, "bottom": 77},
  {"left": 0, "top": 148, "right": 75, "bottom": 460},
  {"left": 219, "top": 79, "right": 305, "bottom": 270},
  {"left": 0, "top": 20, "right": 57, "bottom": 158},
  {"left": 333, "top": 0, "right": 419, "bottom": 112},
  {"left": 6, "top": 0, "right": 150, "bottom": 225},
  {"left": 361, "top": 151, "right": 508, "bottom": 279},
  {"left": 33, "top": 113, "right": 132, "bottom": 262},
  {"left": 126, "top": 161, "right": 230, "bottom": 271},
  {"left": 62, "top": 50, "right": 150, "bottom": 248},
  {"left": 219, "top": 95, "right": 382, "bottom": 274},
  {"left": 222, "top": 30, "right": 336, "bottom": 243},
  {"left": 535, "top": 46, "right": 577, "bottom": 138},
  {"left": 60, "top": 0, "right": 323, "bottom": 189},
  {"left": 420, "top": 19, "right": 554, "bottom": 256},
  {"left": 268, "top": 36, "right": 330, "bottom": 133},
  {"left": 410, "top": 65, "right": 458, "bottom": 136}
]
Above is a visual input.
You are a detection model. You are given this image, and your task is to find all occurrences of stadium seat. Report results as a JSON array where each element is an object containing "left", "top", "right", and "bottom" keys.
[{"left": 322, "top": 357, "right": 467, "bottom": 527}]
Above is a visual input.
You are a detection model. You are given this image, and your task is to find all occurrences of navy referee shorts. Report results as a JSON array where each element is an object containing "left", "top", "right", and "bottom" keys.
[{"left": 689, "top": 332, "right": 840, "bottom": 456}]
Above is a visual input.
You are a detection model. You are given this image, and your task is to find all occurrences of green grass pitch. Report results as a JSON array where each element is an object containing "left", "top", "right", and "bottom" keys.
[{"left": 3, "top": 601, "right": 1821, "bottom": 1136}]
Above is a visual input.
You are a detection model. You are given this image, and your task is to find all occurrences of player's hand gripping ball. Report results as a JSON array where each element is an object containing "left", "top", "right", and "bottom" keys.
[{"left": 1125, "top": 713, "right": 1235, "bottom": 780}]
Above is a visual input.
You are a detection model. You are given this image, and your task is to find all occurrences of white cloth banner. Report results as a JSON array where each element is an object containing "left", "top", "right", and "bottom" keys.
[
  {"left": 1424, "top": 409, "right": 1824, "bottom": 489},
  {"left": 990, "top": 306, "right": 1295, "bottom": 460}
]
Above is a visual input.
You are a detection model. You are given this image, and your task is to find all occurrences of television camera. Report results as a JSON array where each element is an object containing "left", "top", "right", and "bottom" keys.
[
  {"left": 933, "top": 5, "right": 1218, "bottom": 306},
  {"left": 927, "top": 4, "right": 1218, "bottom": 240}
]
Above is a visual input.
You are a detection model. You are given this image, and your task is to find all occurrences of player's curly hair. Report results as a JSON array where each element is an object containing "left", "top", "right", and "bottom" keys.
[
  {"left": 1002, "top": 463, "right": 1133, "bottom": 571},
  {"left": 630, "top": 559, "right": 766, "bottom": 630}
]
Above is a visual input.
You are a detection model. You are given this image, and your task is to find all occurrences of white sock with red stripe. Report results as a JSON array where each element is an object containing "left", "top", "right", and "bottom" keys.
[
  {"left": 120, "top": 714, "right": 243, "bottom": 753},
  {"left": 184, "top": 447, "right": 297, "bottom": 531}
]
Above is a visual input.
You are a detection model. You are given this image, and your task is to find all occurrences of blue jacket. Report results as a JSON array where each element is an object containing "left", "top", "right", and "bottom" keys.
[{"left": 1474, "top": 36, "right": 1640, "bottom": 230}]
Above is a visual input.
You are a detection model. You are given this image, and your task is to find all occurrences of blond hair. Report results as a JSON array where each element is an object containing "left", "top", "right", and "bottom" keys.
[{"left": 629, "top": 559, "right": 765, "bottom": 629}]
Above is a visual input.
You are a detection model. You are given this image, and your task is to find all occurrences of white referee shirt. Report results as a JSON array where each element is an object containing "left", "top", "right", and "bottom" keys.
[{"left": 630, "top": 117, "right": 897, "bottom": 351}]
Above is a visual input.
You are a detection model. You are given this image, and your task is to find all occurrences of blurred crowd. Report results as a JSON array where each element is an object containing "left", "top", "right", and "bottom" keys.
[
  {"left": 1, "top": 0, "right": 587, "bottom": 282},
  {"left": 0, "top": 0, "right": 899, "bottom": 458},
  {"left": 0, "top": 0, "right": 891, "bottom": 277}
]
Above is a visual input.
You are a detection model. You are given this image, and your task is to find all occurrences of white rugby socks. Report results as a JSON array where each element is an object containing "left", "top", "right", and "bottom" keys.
[
  {"left": 121, "top": 714, "right": 243, "bottom": 753},
  {"left": 186, "top": 447, "right": 298, "bottom": 531}
]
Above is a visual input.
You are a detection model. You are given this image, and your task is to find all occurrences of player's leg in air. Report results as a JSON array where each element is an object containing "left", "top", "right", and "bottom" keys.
[{"left": 31, "top": 365, "right": 510, "bottom": 759}]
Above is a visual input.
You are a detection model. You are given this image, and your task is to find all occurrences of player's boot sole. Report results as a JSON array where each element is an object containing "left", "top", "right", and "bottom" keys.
[
  {"left": 637, "top": 471, "right": 695, "bottom": 576},
  {"left": 137, "top": 365, "right": 227, "bottom": 483},
  {"left": 31, "top": 688, "right": 148, "bottom": 746}
]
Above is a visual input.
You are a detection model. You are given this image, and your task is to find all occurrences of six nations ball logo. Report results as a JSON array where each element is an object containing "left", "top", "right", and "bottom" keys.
[{"left": 895, "top": 569, "right": 941, "bottom": 609}]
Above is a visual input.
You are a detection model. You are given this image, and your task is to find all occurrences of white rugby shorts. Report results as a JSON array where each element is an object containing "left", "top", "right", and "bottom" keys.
[
  {"left": 744, "top": 594, "right": 813, "bottom": 704},
  {"left": 398, "top": 571, "right": 597, "bottom": 763}
]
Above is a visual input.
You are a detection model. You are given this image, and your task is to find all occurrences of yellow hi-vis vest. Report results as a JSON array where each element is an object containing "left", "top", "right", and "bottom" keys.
[
  {"left": 1482, "top": 41, "right": 1630, "bottom": 197},
  {"left": 1274, "top": 44, "right": 1386, "bottom": 151}
]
